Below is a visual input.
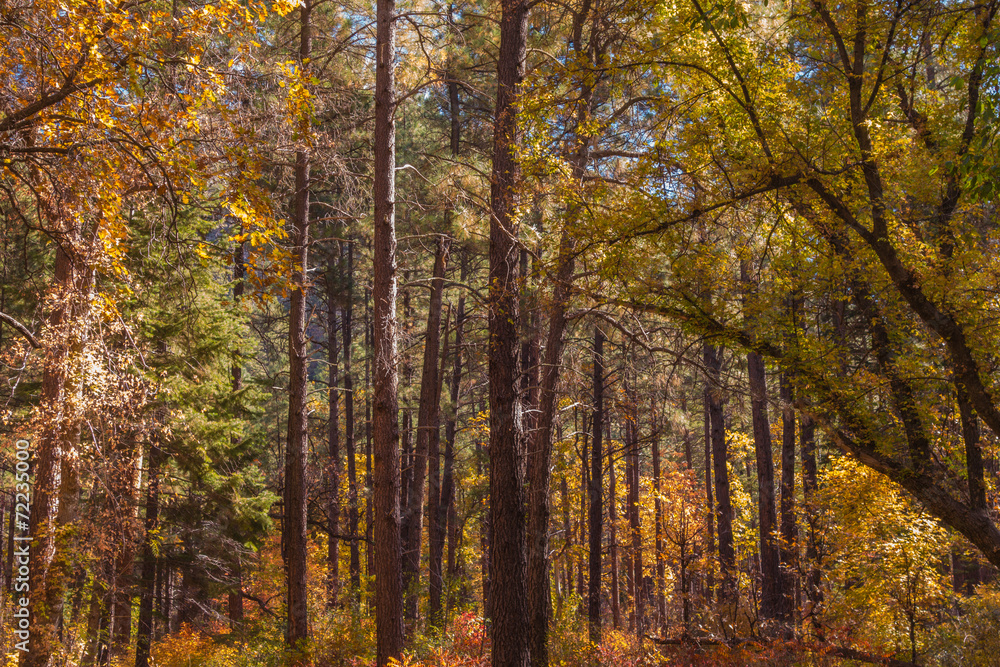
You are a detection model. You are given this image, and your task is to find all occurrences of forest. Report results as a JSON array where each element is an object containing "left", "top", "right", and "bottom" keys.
[{"left": 0, "top": 0, "right": 998, "bottom": 664}]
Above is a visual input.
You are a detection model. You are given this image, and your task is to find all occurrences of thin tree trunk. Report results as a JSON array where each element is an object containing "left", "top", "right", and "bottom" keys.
[
  {"left": 373, "top": 0, "right": 404, "bottom": 654},
  {"left": 342, "top": 241, "right": 361, "bottom": 601},
  {"left": 402, "top": 236, "right": 449, "bottom": 627},
  {"left": 705, "top": 343, "right": 735, "bottom": 606},
  {"left": 229, "top": 242, "right": 246, "bottom": 627},
  {"left": 609, "top": 417, "right": 620, "bottom": 630},
  {"left": 801, "top": 415, "right": 822, "bottom": 631},
  {"left": 652, "top": 412, "right": 666, "bottom": 634},
  {"left": 365, "top": 287, "right": 375, "bottom": 602},
  {"left": 748, "top": 351, "right": 781, "bottom": 626},
  {"left": 428, "top": 303, "right": 452, "bottom": 629},
  {"left": 578, "top": 409, "right": 588, "bottom": 607},
  {"left": 135, "top": 444, "right": 164, "bottom": 667},
  {"left": 778, "top": 374, "right": 797, "bottom": 626},
  {"left": 327, "top": 267, "right": 342, "bottom": 608},
  {"left": 588, "top": 328, "right": 604, "bottom": 644},
  {"left": 625, "top": 375, "right": 643, "bottom": 635},
  {"left": 443, "top": 253, "right": 467, "bottom": 613}
]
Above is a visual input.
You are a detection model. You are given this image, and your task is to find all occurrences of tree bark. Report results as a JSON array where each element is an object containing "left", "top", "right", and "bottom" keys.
[
  {"left": 373, "top": 0, "right": 404, "bottom": 655},
  {"left": 652, "top": 412, "right": 666, "bottom": 634},
  {"left": 625, "top": 377, "right": 644, "bottom": 636},
  {"left": 428, "top": 302, "right": 452, "bottom": 629},
  {"left": 327, "top": 266, "right": 342, "bottom": 609},
  {"left": 588, "top": 328, "right": 604, "bottom": 644},
  {"left": 778, "top": 374, "right": 797, "bottom": 626},
  {"left": 135, "top": 444, "right": 164, "bottom": 667},
  {"left": 342, "top": 240, "right": 362, "bottom": 601},
  {"left": 748, "top": 350, "right": 781, "bottom": 626},
  {"left": 488, "top": 0, "right": 531, "bottom": 660},
  {"left": 609, "top": 415, "right": 620, "bottom": 630},
  {"left": 402, "top": 235, "right": 449, "bottom": 627},
  {"left": 283, "top": 2, "right": 312, "bottom": 657},
  {"left": 25, "top": 236, "right": 89, "bottom": 667},
  {"left": 704, "top": 343, "right": 735, "bottom": 604},
  {"left": 443, "top": 252, "right": 467, "bottom": 613}
]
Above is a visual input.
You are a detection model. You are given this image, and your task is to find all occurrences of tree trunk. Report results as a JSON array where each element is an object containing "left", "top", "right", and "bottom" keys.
[
  {"left": 342, "top": 240, "right": 362, "bottom": 601},
  {"left": 284, "top": 2, "right": 312, "bottom": 658},
  {"left": 25, "top": 239, "right": 88, "bottom": 667},
  {"left": 748, "top": 350, "right": 781, "bottom": 626},
  {"left": 705, "top": 343, "right": 735, "bottom": 605},
  {"left": 778, "top": 374, "right": 797, "bottom": 626},
  {"left": 229, "top": 242, "right": 246, "bottom": 627},
  {"left": 800, "top": 415, "right": 822, "bottom": 629},
  {"left": 110, "top": 439, "right": 143, "bottom": 655},
  {"left": 652, "top": 414, "right": 666, "bottom": 634},
  {"left": 373, "top": 0, "right": 404, "bottom": 655},
  {"left": 588, "top": 328, "right": 604, "bottom": 644},
  {"left": 428, "top": 302, "right": 452, "bottom": 629},
  {"left": 443, "top": 252, "right": 467, "bottom": 613},
  {"left": 625, "top": 375, "right": 643, "bottom": 635},
  {"left": 327, "top": 267, "right": 342, "bottom": 608},
  {"left": 609, "top": 416, "right": 620, "bottom": 630},
  {"left": 488, "top": 0, "right": 531, "bottom": 661},
  {"left": 402, "top": 235, "right": 449, "bottom": 627},
  {"left": 135, "top": 444, "right": 164, "bottom": 667}
]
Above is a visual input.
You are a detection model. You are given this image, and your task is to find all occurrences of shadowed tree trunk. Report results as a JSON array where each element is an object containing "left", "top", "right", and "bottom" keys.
[
  {"left": 609, "top": 414, "right": 620, "bottom": 630},
  {"left": 229, "top": 244, "right": 246, "bottom": 628},
  {"left": 283, "top": 2, "right": 312, "bottom": 659},
  {"left": 652, "top": 408, "right": 666, "bottom": 634},
  {"left": 443, "top": 252, "right": 467, "bottom": 614},
  {"left": 373, "top": 0, "right": 403, "bottom": 655},
  {"left": 705, "top": 343, "right": 735, "bottom": 606},
  {"left": 748, "top": 350, "right": 781, "bottom": 626},
  {"left": 327, "top": 265, "right": 342, "bottom": 609},
  {"left": 25, "top": 232, "right": 90, "bottom": 667},
  {"left": 778, "top": 373, "right": 797, "bottom": 626},
  {"left": 342, "top": 240, "right": 361, "bottom": 601},
  {"left": 625, "top": 374, "right": 644, "bottom": 636},
  {"left": 588, "top": 328, "right": 605, "bottom": 644},
  {"left": 428, "top": 302, "right": 452, "bottom": 629},
  {"left": 488, "top": 0, "right": 531, "bottom": 661},
  {"left": 135, "top": 442, "right": 163, "bottom": 667},
  {"left": 402, "top": 235, "right": 448, "bottom": 628}
]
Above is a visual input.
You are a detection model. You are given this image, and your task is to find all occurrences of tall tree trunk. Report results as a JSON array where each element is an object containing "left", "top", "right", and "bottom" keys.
[
  {"left": 364, "top": 287, "right": 375, "bottom": 603},
  {"left": 230, "top": 245, "right": 246, "bottom": 627},
  {"left": 526, "top": 230, "right": 577, "bottom": 667},
  {"left": 442, "top": 70, "right": 466, "bottom": 616},
  {"left": 428, "top": 303, "right": 452, "bottom": 629},
  {"left": 373, "top": 0, "right": 404, "bottom": 655},
  {"left": 327, "top": 267, "right": 342, "bottom": 609},
  {"left": 488, "top": 0, "right": 531, "bottom": 661},
  {"left": 703, "top": 387, "right": 715, "bottom": 604},
  {"left": 778, "top": 374, "right": 797, "bottom": 626},
  {"left": 609, "top": 417, "right": 620, "bottom": 630},
  {"left": 800, "top": 415, "right": 822, "bottom": 631},
  {"left": 284, "top": 2, "right": 312, "bottom": 658},
  {"left": 652, "top": 411, "right": 666, "bottom": 635},
  {"left": 704, "top": 343, "right": 735, "bottom": 606},
  {"left": 111, "top": 440, "right": 142, "bottom": 656},
  {"left": 625, "top": 377, "right": 644, "bottom": 636},
  {"left": 748, "top": 350, "right": 781, "bottom": 627},
  {"left": 342, "top": 241, "right": 362, "bottom": 601},
  {"left": 135, "top": 444, "right": 164, "bottom": 667},
  {"left": 443, "top": 252, "right": 467, "bottom": 613},
  {"left": 25, "top": 238, "right": 88, "bottom": 667},
  {"left": 402, "top": 236, "right": 449, "bottom": 628},
  {"left": 578, "top": 409, "right": 588, "bottom": 607},
  {"left": 588, "top": 328, "right": 604, "bottom": 644}
]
